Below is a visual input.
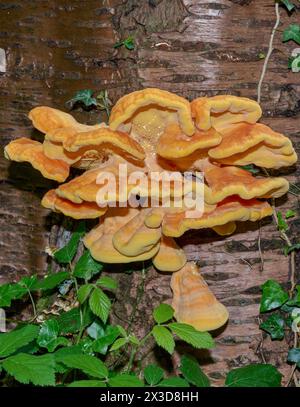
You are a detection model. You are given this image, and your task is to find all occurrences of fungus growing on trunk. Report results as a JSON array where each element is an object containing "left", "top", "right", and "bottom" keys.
[{"left": 4, "top": 88, "right": 297, "bottom": 332}]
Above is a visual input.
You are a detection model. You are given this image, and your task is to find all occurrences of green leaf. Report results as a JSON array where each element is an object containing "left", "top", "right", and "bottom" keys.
[
  {"left": 96, "top": 276, "right": 118, "bottom": 291},
  {"left": 54, "top": 345, "right": 83, "bottom": 373},
  {"left": 109, "top": 337, "right": 127, "bottom": 351},
  {"left": 87, "top": 322, "right": 105, "bottom": 339},
  {"left": 0, "top": 283, "right": 27, "bottom": 307},
  {"left": 77, "top": 284, "right": 93, "bottom": 304},
  {"left": 108, "top": 374, "right": 143, "bottom": 387},
  {"left": 60, "top": 354, "right": 108, "bottom": 379},
  {"left": 277, "top": 211, "right": 289, "bottom": 232},
  {"left": 151, "top": 326, "right": 175, "bottom": 355},
  {"left": 68, "top": 380, "right": 106, "bottom": 387},
  {"left": 180, "top": 355, "right": 210, "bottom": 387},
  {"left": 260, "top": 280, "right": 289, "bottom": 312},
  {"left": 144, "top": 364, "right": 164, "bottom": 386},
  {"left": 258, "top": 53, "right": 266, "bottom": 60},
  {"left": 0, "top": 325, "right": 39, "bottom": 358},
  {"left": 117, "top": 325, "right": 127, "bottom": 337},
  {"left": 280, "top": 0, "right": 295, "bottom": 12},
  {"left": 89, "top": 287, "right": 111, "bottom": 324},
  {"left": 291, "top": 55, "right": 300, "bottom": 72},
  {"left": 285, "top": 209, "right": 296, "bottom": 219},
  {"left": 2, "top": 353, "right": 55, "bottom": 386},
  {"left": 284, "top": 243, "right": 300, "bottom": 256},
  {"left": 287, "top": 348, "right": 300, "bottom": 367},
  {"left": 168, "top": 323, "right": 215, "bottom": 349},
  {"left": 67, "top": 89, "right": 97, "bottom": 109},
  {"left": 153, "top": 303, "right": 174, "bottom": 324},
  {"left": 37, "top": 319, "right": 68, "bottom": 352},
  {"left": 54, "top": 222, "right": 85, "bottom": 263},
  {"left": 225, "top": 364, "right": 282, "bottom": 387},
  {"left": 19, "top": 275, "right": 38, "bottom": 290},
  {"left": 128, "top": 334, "right": 140, "bottom": 345},
  {"left": 287, "top": 285, "right": 300, "bottom": 306},
  {"left": 159, "top": 377, "right": 190, "bottom": 387},
  {"left": 239, "top": 164, "right": 260, "bottom": 174},
  {"left": 92, "top": 325, "right": 120, "bottom": 355},
  {"left": 283, "top": 24, "right": 300, "bottom": 44},
  {"left": 259, "top": 314, "right": 285, "bottom": 340},
  {"left": 114, "top": 36, "right": 135, "bottom": 50},
  {"left": 34, "top": 272, "right": 70, "bottom": 291},
  {"left": 55, "top": 307, "right": 93, "bottom": 334},
  {"left": 73, "top": 250, "right": 103, "bottom": 280}
]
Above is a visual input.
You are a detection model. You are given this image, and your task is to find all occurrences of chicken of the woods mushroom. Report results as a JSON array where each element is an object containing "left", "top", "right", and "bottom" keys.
[{"left": 4, "top": 88, "right": 297, "bottom": 332}]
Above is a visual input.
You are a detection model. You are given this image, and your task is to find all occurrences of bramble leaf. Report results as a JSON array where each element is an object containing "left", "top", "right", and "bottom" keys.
[
  {"left": 144, "top": 364, "right": 164, "bottom": 386},
  {"left": 180, "top": 355, "right": 210, "bottom": 387},
  {"left": 109, "top": 337, "right": 127, "bottom": 352},
  {"left": 77, "top": 284, "right": 93, "bottom": 304},
  {"left": 60, "top": 354, "right": 108, "bottom": 379},
  {"left": 96, "top": 276, "right": 118, "bottom": 291},
  {"left": 153, "top": 303, "right": 174, "bottom": 324},
  {"left": 68, "top": 380, "right": 106, "bottom": 387},
  {"left": 54, "top": 222, "right": 85, "bottom": 263},
  {"left": 168, "top": 323, "right": 215, "bottom": 349},
  {"left": 37, "top": 319, "right": 69, "bottom": 352},
  {"left": 151, "top": 325, "right": 175, "bottom": 355},
  {"left": 0, "top": 325, "right": 39, "bottom": 358},
  {"left": 34, "top": 272, "right": 70, "bottom": 291},
  {"left": 159, "top": 377, "right": 190, "bottom": 387},
  {"left": 108, "top": 374, "right": 143, "bottom": 387},
  {"left": 89, "top": 287, "right": 111, "bottom": 324},
  {"left": 0, "top": 283, "right": 27, "bottom": 307},
  {"left": 73, "top": 250, "right": 103, "bottom": 280}
]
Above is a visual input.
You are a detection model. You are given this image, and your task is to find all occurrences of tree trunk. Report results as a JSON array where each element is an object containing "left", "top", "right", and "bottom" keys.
[{"left": 0, "top": 0, "right": 299, "bottom": 386}]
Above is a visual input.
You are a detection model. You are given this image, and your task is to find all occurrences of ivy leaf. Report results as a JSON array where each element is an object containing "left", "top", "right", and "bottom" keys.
[
  {"left": 291, "top": 55, "right": 300, "bottom": 72},
  {"left": 77, "top": 284, "right": 93, "bottom": 304},
  {"left": 33, "top": 272, "right": 70, "bottom": 291},
  {"left": 96, "top": 276, "right": 118, "bottom": 291},
  {"left": 259, "top": 314, "right": 285, "bottom": 340},
  {"left": 37, "top": 319, "right": 68, "bottom": 352},
  {"left": 92, "top": 325, "right": 120, "bottom": 355},
  {"left": 73, "top": 250, "right": 103, "bottom": 280},
  {"left": 0, "top": 283, "right": 27, "bottom": 307},
  {"left": 283, "top": 24, "right": 300, "bottom": 45},
  {"left": 144, "top": 364, "right": 164, "bottom": 386},
  {"left": 54, "top": 222, "right": 85, "bottom": 264},
  {"left": 168, "top": 323, "right": 215, "bottom": 349},
  {"left": 260, "top": 280, "right": 289, "bottom": 312},
  {"left": 284, "top": 243, "right": 300, "bottom": 256},
  {"left": 68, "top": 380, "right": 106, "bottom": 387},
  {"left": 2, "top": 353, "right": 55, "bottom": 386},
  {"left": 109, "top": 337, "right": 127, "bottom": 352},
  {"left": 159, "top": 377, "right": 190, "bottom": 387},
  {"left": 287, "top": 285, "right": 300, "bottom": 306},
  {"left": 108, "top": 374, "right": 144, "bottom": 387},
  {"left": 67, "top": 89, "right": 97, "bottom": 109},
  {"left": 280, "top": 0, "right": 295, "bottom": 12},
  {"left": 60, "top": 354, "right": 108, "bottom": 379},
  {"left": 180, "top": 355, "right": 210, "bottom": 387},
  {"left": 0, "top": 325, "right": 39, "bottom": 358},
  {"left": 89, "top": 287, "right": 111, "bottom": 324},
  {"left": 285, "top": 209, "right": 296, "bottom": 219},
  {"left": 287, "top": 348, "right": 300, "bottom": 367},
  {"left": 277, "top": 211, "right": 288, "bottom": 232},
  {"left": 225, "top": 364, "right": 282, "bottom": 387},
  {"left": 114, "top": 36, "right": 135, "bottom": 50},
  {"left": 152, "top": 325, "right": 175, "bottom": 355},
  {"left": 153, "top": 303, "right": 174, "bottom": 324}
]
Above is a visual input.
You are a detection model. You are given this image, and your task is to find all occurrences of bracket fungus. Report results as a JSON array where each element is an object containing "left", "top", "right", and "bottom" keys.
[{"left": 5, "top": 88, "right": 297, "bottom": 333}]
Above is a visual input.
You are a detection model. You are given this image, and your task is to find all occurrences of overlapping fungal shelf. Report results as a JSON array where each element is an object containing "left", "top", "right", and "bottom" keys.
[{"left": 4, "top": 88, "right": 297, "bottom": 332}]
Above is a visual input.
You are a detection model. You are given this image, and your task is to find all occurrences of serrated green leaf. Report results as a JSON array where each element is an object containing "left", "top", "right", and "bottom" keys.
[
  {"left": 117, "top": 325, "right": 127, "bottom": 337},
  {"left": 168, "top": 323, "right": 214, "bottom": 349},
  {"left": 151, "top": 325, "right": 175, "bottom": 354},
  {"left": 2, "top": 353, "right": 55, "bottom": 386},
  {"left": 0, "top": 325, "right": 39, "bottom": 358},
  {"left": 55, "top": 307, "right": 93, "bottom": 334},
  {"left": 77, "top": 284, "right": 93, "bottom": 304},
  {"left": 287, "top": 348, "right": 300, "bottom": 367},
  {"left": 260, "top": 280, "right": 289, "bottom": 312},
  {"left": 37, "top": 319, "right": 69, "bottom": 352},
  {"left": 67, "top": 89, "right": 97, "bottom": 109},
  {"left": 280, "top": 0, "right": 295, "bottom": 12},
  {"left": 108, "top": 374, "right": 143, "bottom": 387},
  {"left": 260, "top": 314, "right": 285, "bottom": 340},
  {"left": 60, "top": 354, "right": 108, "bottom": 379},
  {"left": 34, "top": 272, "right": 70, "bottom": 291},
  {"left": 225, "top": 364, "right": 282, "bottom": 387},
  {"left": 159, "top": 377, "right": 190, "bottom": 387},
  {"left": 287, "top": 285, "right": 300, "bottom": 306},
  {"left": 73, "top": 250, "right": 103, "bottom": 280},
  {"left": 92, "top": 326, "right": 120, "bottom": 355},
  {"left": 68, "top": 380, "right": 106, "bottom": 387},
  {"left": 54, "top": 222, "right": 85, "bottom": 263},
  {"left": 283, "top": 24, "right": 300, "bottom": 44},
  {"left": 110, "top": 337, "right": 127, "bottom": 351},
  {"left": 0, "top": 283, "right": 27, "bottom": 307},
  {"left": 180, "top": 355, "right": 210, "bottom": 387},
  {"left": 277, "top": 211, "right": 289, "bottom": 232},
  {"left": 89, "top": 287, "right": 111, "bottom": 324},
  {"left": 144, "top": 364, "right": 164, "bottom": 386},
  {"left": 19, "top": 275, "right": 38, "bottom": 290},
  {"left": 96, "top": 276, "right": 118, "bottom": 291},
  {"left": 153, "top": 303, "right": 174, "bottom": 324}
]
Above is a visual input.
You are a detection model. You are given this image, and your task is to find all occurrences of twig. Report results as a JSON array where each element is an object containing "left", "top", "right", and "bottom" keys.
[{"left": 257, "top": 2, "right": 280, "bottom": 104}]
